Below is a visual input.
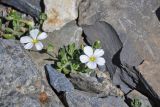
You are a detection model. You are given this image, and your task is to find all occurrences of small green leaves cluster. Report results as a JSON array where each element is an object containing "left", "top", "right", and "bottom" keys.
[
  {"left": 0, "top": 9, "right": 34, "bottom": 39},
  {"left": 55, "top": 43, "right": 91, "bottom": 74},
  {"left": 131, "top": 98, "right": 142, "bottom": 107},
  {"left": 39, "top": 13, "right": 47, "bottom": 25},
  {"left": 55, "top": 41, "right": 102, "bottom": 75}
]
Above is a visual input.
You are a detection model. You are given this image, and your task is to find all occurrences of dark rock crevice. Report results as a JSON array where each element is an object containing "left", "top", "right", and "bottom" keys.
[{"left": 156, "top": 7, "right": 160, "bottom": 21}]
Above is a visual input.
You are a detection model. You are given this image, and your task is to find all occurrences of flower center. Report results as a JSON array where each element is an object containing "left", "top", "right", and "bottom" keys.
[
  {"left": 89, "top": 56, "right": 96, "bottom": 62},
  {"left": 32, "top": 39, "right": 38, "bottom": 44}
]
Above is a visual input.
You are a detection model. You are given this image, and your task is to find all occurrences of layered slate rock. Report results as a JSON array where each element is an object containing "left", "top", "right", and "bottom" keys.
[
  {"left": 79, "top": 0, "right": 160, "bottom": 66},
  {"left": 43, "top": 0, "right": 81, "bottom": 32},
  {"left": 0, "top": 39, "right": 64, "bottom": 107},
  {"left": 79, "top": 0, "right": 160, "bottom": 105},
  {"left": 0, "top": 0, "right": 41, "bottom": 18}
]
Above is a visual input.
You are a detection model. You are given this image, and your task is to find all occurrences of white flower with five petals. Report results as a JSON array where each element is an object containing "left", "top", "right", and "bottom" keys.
[
  {"left": 20, "top": 29, "right": 48, "bottom": 50},
  {"left": 80, "top": 46, "right": 105, "bottom": 69}
]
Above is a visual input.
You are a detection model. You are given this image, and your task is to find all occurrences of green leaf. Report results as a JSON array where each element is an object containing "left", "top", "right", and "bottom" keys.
[
  {"left": 39, "top": 13, "right": 47, "bottom": 20},
  {"left": 0, "top": 19, "right": 2, "bottom": 29},
  {"left": 5, "top": 16, "right": 14, "bottom": 21},
  {"left": 47, "top": 44, "right": 54, "bottom": 52},
  {"left": 5, "top": 28, "right": 13, "bottom": 33},
  {"left": 63, "top": 68, "right": 70, "bottom": 75},
  {"left": 39, "top": 13, "right": 47, "bottom": 25},
  {"left": 131, "top": 98, "right": 142, "bottom": 107},
  {"left": 57, "top": 62, "right": 62, "bottom": 68},
  {"left": 3, "top": 34, "right": 15, "bottom": 39},
  {"left": 93, "top": 40, "right": 101, "bottom": 49}
]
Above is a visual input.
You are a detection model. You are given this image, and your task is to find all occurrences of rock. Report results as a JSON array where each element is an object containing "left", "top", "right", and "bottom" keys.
[
  {"left": 69, "top": 71, "right": 124, "bottom": 97},
  {"left": 79, "top": 0, "right": 160, "bottom": 65},
  {"left": 82, "top": 21, "right": 123, "bottom": 77},
  {"left": 45, "top": 21, "right": 83, "bottom": 54},
  {"left": 42, "top": 0, "right": 81, "bottom": 32},
  {"left": 78, "top": 0, "right": 160, "bottom": 63},
  {"left": 113, "top": 67, "right": 138, "bottom": 94},
  {"left": 45, "top": 64, "right": 74, "bottom": 93},
  {"left": 0, "top": 39, "right": 64, "bottom": 107},
  {"left": 79, "top": 0, "right": 160, "bottom": 105},
  {"left": 0, "top": 4, "right": 7, "bottom": 17},
  {"left": 0, "top": 0, "right": 41, "bottom": 18},
  {"left": 137, "top": 61, "right": 160, "bottom": 100},
  {"left": 113, "top": 64, "right": 160, "bottom": 106},
  {"left": 65, "top": 90, "right": 128, "bottom": 107},
  {"left": 79, "top": 0, "right": 160, "bottom": 66},
  {"left": 126, "top": 90, "right": 153, "bottom": 107}
]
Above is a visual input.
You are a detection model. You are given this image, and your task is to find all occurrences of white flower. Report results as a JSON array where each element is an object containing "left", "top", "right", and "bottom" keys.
[
  {"left": 80, "top": 46, "right": 105, "bottom": 69},
  {"left": 20, "top": 29, "right": 48, "bottom": 50}
]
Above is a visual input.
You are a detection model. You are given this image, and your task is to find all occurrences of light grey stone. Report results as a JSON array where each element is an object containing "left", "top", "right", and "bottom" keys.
[
  {"left": 69, "top": 71, "right": 124, "bottom": 97},
  {"left": 65, "top": 90, "right": 128, "bottom": 107},
  {"left": 43, "top": 0, "right": 81, "bottom": 32},
  {"left": 45, "top": 21, "right": 83, "bottom": 54},
  {"left": 0, "top": 39, "right": 64, "bottom": 107}
]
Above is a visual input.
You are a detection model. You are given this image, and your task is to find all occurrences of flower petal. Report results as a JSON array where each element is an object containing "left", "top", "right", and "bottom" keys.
[
  {"left": 94, "top": 49, "right": 104, "bottom": 57},
  {"left": 87, "top": 62, "right": 97, "bottom": 69},
  {"left": 96, "top": 57, "right": 105, "bottom": 66},
  {"left": 24, "top": 43, "right": 33, "bottom": 49},
  {"left": 80, "top": 55, "right": 89, "bottom": 63},
  {"left": 84, "top": 46, "right": 93, "bottom": 56},
  {"left": 35, "top": 41, "right": 43, "bottom": 50},
  {"left": 37, "top": 32, "right": 48, "bottom": 40},
  {"left": 20, "top": 36, "right": 32, "bottom": 43},
  {"left": 30, "top": 29, "right": 39, "bottom": 39}
]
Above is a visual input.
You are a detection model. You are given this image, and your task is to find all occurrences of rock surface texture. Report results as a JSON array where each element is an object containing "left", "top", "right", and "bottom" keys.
[
  {"left": 45, "top": 64, "right": 128, "bottom": 107},
  {"left": 65, "top": 90, "right": 128, "bottom": 107},
  {"left": 0, "top": 39, "right": 64, "bottom": 107},
  {"left": 43, "top": 0, "right": 81, "bottom": 32},
  {"left": 79, "top": 0, "right": 160, "bottom": 105},
  {"left": 127, "top": 90, "right": 152, "bottom": 107},
  {"left": 0, "top": 0, "right": 41, "bottom": 18},
  {"left": 45, "top": 21, "right": 82, "bottom": 53}
]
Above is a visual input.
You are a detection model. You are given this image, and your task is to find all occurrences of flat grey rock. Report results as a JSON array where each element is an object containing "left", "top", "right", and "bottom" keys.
[
  {"left": 46, "top": 21, "right": 82, "bottom": 54},
  {"left": 65, "top": 90, "right": 128, "bottom": 107},
  {"left": 0, "top": 39, "right": 64, "bottom": 107},
  {"left": 0, "top": 0, "right": 41, "bottom": 18},
  {"left": 45, "top": 64, "right": 74, "bottom": 93},
  {"left": 69, "top": 72, "right": 124, "bottom": 97}
]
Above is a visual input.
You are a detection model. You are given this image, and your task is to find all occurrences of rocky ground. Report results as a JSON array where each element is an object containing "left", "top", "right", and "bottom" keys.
[{"left": 0, "top": 0, "right": 160, "bottom": 107}]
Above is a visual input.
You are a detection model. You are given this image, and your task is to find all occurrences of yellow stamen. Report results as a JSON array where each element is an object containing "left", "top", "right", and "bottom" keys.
[
  {"left": 32, "top": 39, "right": 38, "bottom": 44},
  {"left": 89, "top": 56, "right": 96, "bottom": 62}
]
